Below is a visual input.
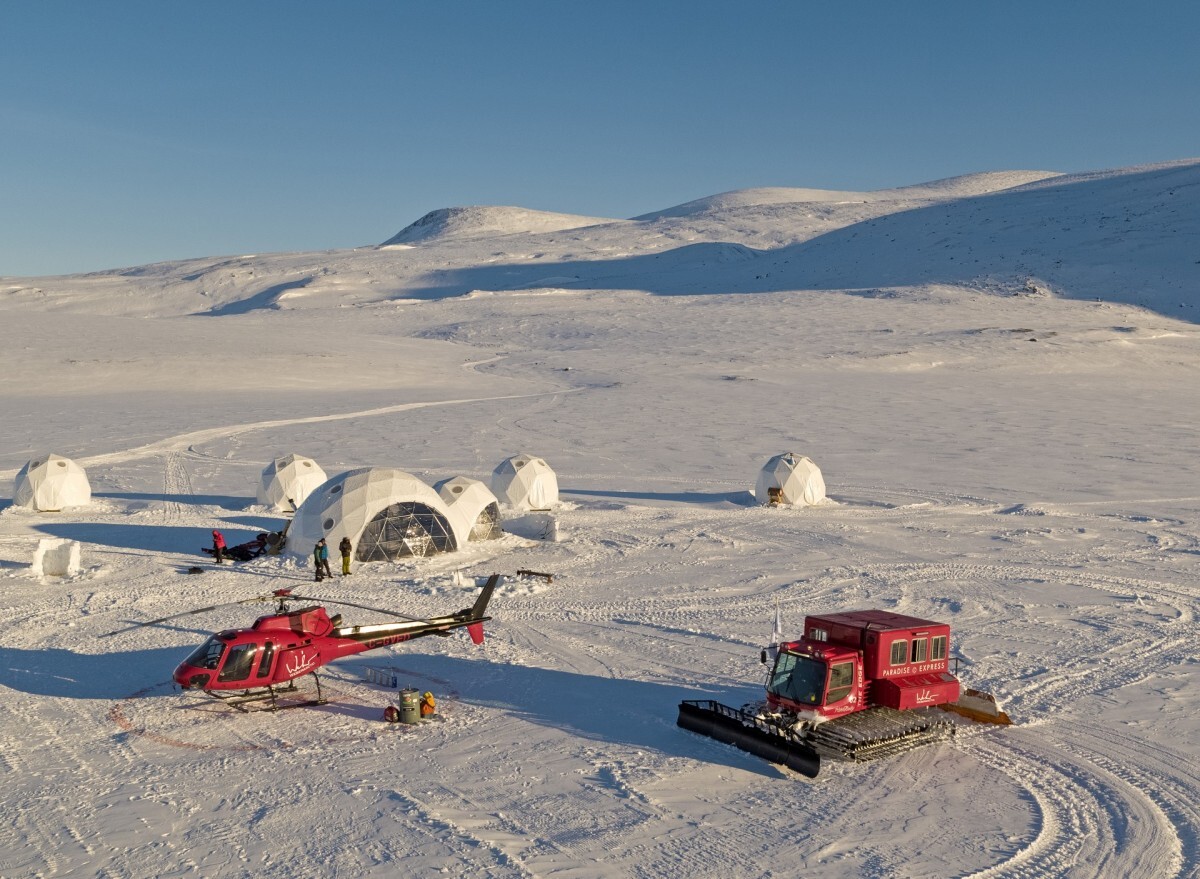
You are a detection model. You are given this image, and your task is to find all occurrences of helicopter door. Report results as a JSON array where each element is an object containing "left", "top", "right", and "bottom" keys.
[
  {"left": 217, "top": 644, "right": 258, "bottom": 683},
  {"left": 256, "top": 641, "right": 275, "bottom": 679}
]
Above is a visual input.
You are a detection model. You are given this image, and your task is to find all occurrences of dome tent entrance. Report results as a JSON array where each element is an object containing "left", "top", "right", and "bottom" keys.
[
  {"left": 287, "top": 468, "right": 458, "bottom": 563},
  {"left": 357, "top": 501, "right": 455, "bottom": 560},
  {"left": 14, "top": 454, "right": 92, "bottom": 512},
  {"left": 756, "top": 452, "right": 826, "bottom": 507}
]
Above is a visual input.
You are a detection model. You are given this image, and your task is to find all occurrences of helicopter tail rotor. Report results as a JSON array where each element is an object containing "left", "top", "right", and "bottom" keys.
[{"left": 461, "top": 573, "right": 500, "bottom": 643}]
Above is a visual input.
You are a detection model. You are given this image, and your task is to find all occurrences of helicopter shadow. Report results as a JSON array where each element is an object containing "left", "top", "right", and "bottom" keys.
[
  {"left": 384, "top": 654, "right": 781, "bottom": 779},
  {"left": 0, "top": 644, "right": 190, "bottom": 700}
]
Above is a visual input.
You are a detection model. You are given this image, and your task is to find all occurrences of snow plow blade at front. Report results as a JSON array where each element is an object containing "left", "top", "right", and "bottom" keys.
[
  {"left": 677, "top": 700, "right": 821, "bottom": 778},
  {"left": 940, "top": 688, "right": 1013, "bottom": 725}
]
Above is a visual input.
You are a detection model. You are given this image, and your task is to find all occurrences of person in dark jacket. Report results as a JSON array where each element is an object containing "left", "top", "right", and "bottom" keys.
[
  {"left": 314, "top": 538, "right": 332, "bottom": 581},
  {"left": 212, "top": 530, "right": 226, "bottom": 564},
  {"left": 339, "top": 536, "right": 353, "bottom": 576}
]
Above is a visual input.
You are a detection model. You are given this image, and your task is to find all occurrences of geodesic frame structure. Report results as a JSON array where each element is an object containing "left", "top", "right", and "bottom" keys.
[
  {"left": 13, "top": 454, "right": 92, "bottom": 512},
  {"left": 257, "top": 453, "right": 327, "bottom": 512},
  {"left": 491, "top": 453, "right": 559, "bottom": 511},
  {"left": 287, "top": 468, "right": 458, "bottom": 562},
  {"left": 755, "top": 452, "right": 826, "bottom": 507}
]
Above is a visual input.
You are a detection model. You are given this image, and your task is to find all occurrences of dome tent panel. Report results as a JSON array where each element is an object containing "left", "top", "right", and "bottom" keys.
[
  {"left": 257, "top": 453, "right": 327, "bottom": 511},
  {"left": 756, "top": 452, "right": 826, "bottom": 507},
  {"left": 491, "top": 454, "right": 559, "bottom": 511},
  {"left": 13, "top": 454, "right": 92, "bottom": 512}
]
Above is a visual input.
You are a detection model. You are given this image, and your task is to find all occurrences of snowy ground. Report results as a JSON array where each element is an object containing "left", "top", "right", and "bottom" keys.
[{"left": 2, "top": 161, "right": 1199, "bottom": 878}]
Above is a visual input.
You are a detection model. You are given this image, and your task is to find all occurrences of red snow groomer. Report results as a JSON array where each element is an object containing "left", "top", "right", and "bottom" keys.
[{"left": 678, "top": 609, "right": 1010, "bottom": 778}]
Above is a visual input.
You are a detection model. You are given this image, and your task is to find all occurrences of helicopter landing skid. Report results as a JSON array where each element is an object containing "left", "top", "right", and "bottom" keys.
[{"left": 210, "top": 674, "right": 327, "bottom": 712}]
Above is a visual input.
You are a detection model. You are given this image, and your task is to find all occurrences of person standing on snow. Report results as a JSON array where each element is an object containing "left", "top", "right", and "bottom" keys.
[
  {"left": 212, "top": 530, "right": 226, "bottom": 564},
  {"left": 314, "top": 538, "right": 333, "bottom": 581},
  {"left": 339, "top": 536, "right": 353, "bottom": 576}
]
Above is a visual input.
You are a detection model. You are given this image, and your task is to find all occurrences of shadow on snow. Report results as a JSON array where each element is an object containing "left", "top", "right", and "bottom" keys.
[{"left": 391, "top": 654, "right": 780, "bottom": 779}]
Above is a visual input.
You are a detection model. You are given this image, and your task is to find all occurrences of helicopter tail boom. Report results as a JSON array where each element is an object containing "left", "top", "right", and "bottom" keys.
[{"left": 469, "top": 574, "right": 500, "bottom": 621}]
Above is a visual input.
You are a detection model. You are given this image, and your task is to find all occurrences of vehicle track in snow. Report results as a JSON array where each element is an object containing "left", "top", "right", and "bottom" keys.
[
  {"left": 954, "top": 722, "right": 1191, "bottom": 879},
  {"left": 867, "top": 560, "right": 1199, "bottom": 716}
]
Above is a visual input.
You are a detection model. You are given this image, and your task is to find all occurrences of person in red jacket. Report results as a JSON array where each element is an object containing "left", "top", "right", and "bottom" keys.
[{"left": 212, "top": 530, "right": 226, "bottom": 564}]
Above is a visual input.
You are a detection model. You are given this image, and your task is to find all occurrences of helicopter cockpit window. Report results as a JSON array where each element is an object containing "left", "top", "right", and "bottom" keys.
[
  {"left": 256, "top": 641, "right": 275, "bottom": 679},
  {"left": 217, "top": 644, "right": 258, "bottom": 683},
  {"left": 184, "top": 636, "right": 225, "bottom": 671}
]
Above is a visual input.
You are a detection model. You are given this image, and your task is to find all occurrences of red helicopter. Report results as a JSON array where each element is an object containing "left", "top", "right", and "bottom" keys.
[{"left": 104, "top": 574, "right": 498, "bottom": 710}]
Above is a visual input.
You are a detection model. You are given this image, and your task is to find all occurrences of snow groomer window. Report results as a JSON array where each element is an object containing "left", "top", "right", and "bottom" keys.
[
  {"left": 827, "top": 662, "right": 854, "bottom": 703},
  {"left": 889, "top": 639, "right": 907, "bottom": 665}
]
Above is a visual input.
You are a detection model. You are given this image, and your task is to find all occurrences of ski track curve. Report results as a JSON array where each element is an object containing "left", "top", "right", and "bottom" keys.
[{"left": 0, "top": 388, "right": 583, "bottom": 481}]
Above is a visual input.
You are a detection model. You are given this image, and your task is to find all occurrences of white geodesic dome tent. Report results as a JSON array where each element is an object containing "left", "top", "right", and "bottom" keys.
[
  {"left": 436, "top": 476, "right": 503, "bottom": 543},
  {"left": 287, "top": 468, "right": 458, "bottom": 562},
  {"left": 13, "top": 454, "right": 92, "bottom": 511},
  {"left": 491, "top": 453, "right": 559, "bottom": 511},
  {"left": 756, "top": 452, "right": 826, "bottom": 507},
  {"left": 257, "top": 453, "right": 327, "bottom": 512}
]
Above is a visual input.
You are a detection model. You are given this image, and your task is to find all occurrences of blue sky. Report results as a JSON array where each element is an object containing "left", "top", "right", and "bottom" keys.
[{"left": 3, "top": 1, "right": 1198, "bottom": 276}]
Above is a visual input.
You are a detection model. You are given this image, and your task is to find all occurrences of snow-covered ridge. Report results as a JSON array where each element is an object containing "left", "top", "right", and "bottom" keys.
[
  {"left": 382, "top": 205, "right": 622, "bottom": 245},
  {"left": 1, "top": 159, "right": 1197, "bottom": 320},
  {"left": 634, "top": 170, "right": 1063, "bottom": 220}
]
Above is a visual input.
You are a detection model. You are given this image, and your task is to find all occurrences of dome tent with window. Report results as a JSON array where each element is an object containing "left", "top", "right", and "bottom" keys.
[
  {"left": 435, "top": 476, "right": 503, "bottom": 543},
  {"left": 756, "top": 452, "right": 826, "bottom": 507},
  {"left": 257, "top": 453, "right": 327, "bottom": 512},
  {"left": 287, "top": 468, "right": 457, "bottom": 563},
  {"left": 13, "top": 454, "right": 92, "bottom": 512},
  {"left": 491, "top": 453, "right": 558, "bottom": 511}
]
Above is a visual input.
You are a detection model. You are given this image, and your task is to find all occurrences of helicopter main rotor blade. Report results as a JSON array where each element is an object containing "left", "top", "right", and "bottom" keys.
[
  {"left": 286, "top": 595, "right": 434, "bottom": 625},
  {"left": 100, "top": 593, "right": 278, "bottom": 638}
]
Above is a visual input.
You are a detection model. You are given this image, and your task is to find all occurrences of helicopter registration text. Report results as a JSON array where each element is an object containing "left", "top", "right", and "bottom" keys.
[{"left": 363, "top": 633, "right": 413, "bottom": 650}]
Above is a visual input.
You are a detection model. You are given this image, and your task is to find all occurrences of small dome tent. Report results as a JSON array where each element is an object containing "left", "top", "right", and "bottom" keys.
[
  {"left": 257, "top": 453, "right": 327, "bottom": 512},
  {"left": 288, "top": 468, "right": 457, "bottom": 562},
  {"left": 13, "top": 454, "right": 92, "bottom": 511},
  {"left": 491, "top": 453, "right": 558, "bottom": 511},
  {"left": 436, "top": 476, "right": 503, "bottom": 543},
  {"left": 756, "top": 452, "right": 826, "bottom": 507}
]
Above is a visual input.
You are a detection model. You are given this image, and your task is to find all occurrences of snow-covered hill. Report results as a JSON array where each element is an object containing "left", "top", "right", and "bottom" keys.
[
  {"left": 382, "top": 205, "right": 623, "bottom": 244},
  {"left": 633, "top": 170, "right": 1062, "bottom": 219},
  {"left": 1, "top": 159, "right": 1199, "bottom": 878},
  {"left": 3, "top": 161, "right": 1197, "bottom": 322}
]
